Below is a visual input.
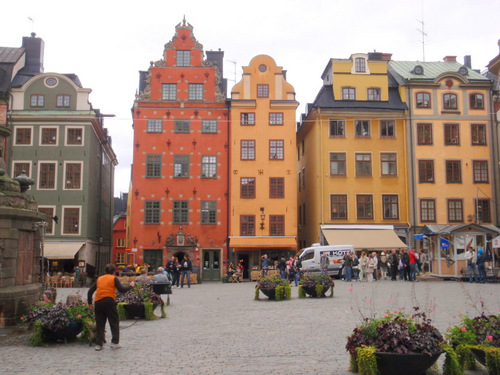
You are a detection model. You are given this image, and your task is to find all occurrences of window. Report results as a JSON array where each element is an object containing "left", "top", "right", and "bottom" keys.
[
  {"left": 417, "top": 123, "right": 433, "bottom": 145},
  {"left": 145, "top": 201, "right": 161, "bottom": 224},
  {"left": 15, "top": 128, "right": 31, "bottom": 145},
  {"left": 380, "top": 120, "right": 395, "bottom": 138},
  {"left": 39, "top": 162, "right": 56, "bottom": 189},
  {"left": 355, "top": 120, "right": 370, "bottom": 137},
  {"left": 41, "top": 128, "right": 57, "bottom": 145},
  {"left": 146, "top": 155, "right": 162, "bottom": 178},
  {"left": 476, "top": 198, "right": 491, "bottom": 223},
  {"left": 355, "top": 57, "right": 366, "bottom": 72},
  {"left": 67, "top": 128, "right": 83, "bottom": 145},
  {"left": 269, "top": 140, "right": 284, "bottom": 160},
  {"left": 177, "top": 50, "right": 190, "bottom": 67},
  {"left": 383, "top": 195, "right": 399, "bottom": 220},
  {"left": 162, "top": 84, "right": 177, "bottom": 100},
  {"left": 301, "top": 167, "right": 306, "bottom": 189},
  {"left": 188, "top": 83, "right": 203, "bottom": 100},
  {"left": 444, "top": 124, "right": 460, "bottom": 145},
  {"left": 471, "top": 124, "right": 486, "bottom": 145},
  {"left": 241, "top": 140, "right": 255, "bottom": 160},
  {"left": 356, "top": 195, "right": 373, "bottom": 219},
  {"left": 420, "top": 199, "right": 436, "bottom": 222},
  {"left": 65, "top": 163, "right": 82, "bottom": 189},
  {"left": 446, "top": 160, "right": 461, "bottom": 183},
  {"left": 240, "top": 215, "right": 255, "bottom": 236},
  {"left": 38, "top": 207, "right": 54, "bottom": 234},
  {"left": 269, "top": 177, "right": 284, "bottom": 198},
  {"left": 241, "top": 113, "right": 255, "bottom": 125},
  {"left": 367, "top": 88, "right": 381, "bottom": 101},
  {"left": 257, "top": 84, "right": 269, "bottom": 98},
  {"left": 269, "top": 113, "right": 283, "bottom": 125},
  {"left": 355, "top": 153, "right": 372, "bottom": 176},
  {"left": 116, "top": 252, "right": 126, "bottom": 264},
  {"left": 30, "top": 94, "right": 44, "bottom": 107},
  {"left": 173, "top": 155, "right": 190, "bottom": 178},
  {"left": 416, "top": 92, "right": 431, "bottom": 108},
  {"left": 173, "top": 201, "right": 189, "bottom": 224},
  {"left": 56, "top": 95, "right": 70, "bottom": 107},
  {"left": 473, "top": 160, "right": 489, "bottom": 183},
  {"left": 331, "top": 194, "right": 347, "bottom": 220},
  {"left": 381, "top": 153, "right": 397, "bottom": 176},
  {"left": 418, "top": 160, "right": 434, "bottom": 183},
  {"left": 13, "top": 162, "right": 30, "bottom": 177},
  {"left": 117, "top": 238, "right": 125, "bottom": 248},
  {"left": 241, "top": 178, "right": 256, "bottom": 198},
  {"left": 470, "top": 93, "right": 484, "bottom": 109},
  {"left": 201, "top": 201, "right": 217, "bottom": 224},
  {"left": 330, "top": 153, "right": 346, "bottom": 176},
  {"left": 147, "top": 119, "right": 163, "bottom": 133},
  {"left": 329, "top": 120, "right": 345, "bottom": 137},
  {"left": 270, "top": 215, "right": 285, "bottom": 236},
  {"left": 443, "top": 93, "right": 458, "bottom": 110},
  {"left": 342, "top": 87, "right": 356, "bottom": 100},
  {"left": 201, "top": 155, "right": 217, "bottom": 178},
  {"left": 174, "top": 119, "right": 190, "bottom": 133},
  {"left": 447, "top": 199, "right": 463, "bottom": 222},
  {"left": 202, "top": 119, "right": 217, "bottom": 133},
  {"left": 63, "top": 207, "right": 80, "bottom": 234}
]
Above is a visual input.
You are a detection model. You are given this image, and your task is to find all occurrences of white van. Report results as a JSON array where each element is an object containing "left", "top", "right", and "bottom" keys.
[{"left": 297, "top": 244, "right": 355, "bottom": 278}]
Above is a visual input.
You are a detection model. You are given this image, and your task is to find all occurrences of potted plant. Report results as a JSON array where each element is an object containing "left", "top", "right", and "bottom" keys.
[
  {"left": 254, "top": 275, "right": 291, "bottom": 301},
  {"left": 298, "top": 274, "right": 334, "bottom": 298},
  {"left": 116, "top": 283, "right": 165, "bottom": 320},
  {"left": 446, "top": 313, "right": 500, "bottom": 374},
  {"left": 346, "top": 308, "right": 445, "bottom": 375},
  {"left": 222, "top": 274, "right": 228, "bottom": 283},
  {"left": 22, "top": 301, "right": 95, "bottom": 346}
]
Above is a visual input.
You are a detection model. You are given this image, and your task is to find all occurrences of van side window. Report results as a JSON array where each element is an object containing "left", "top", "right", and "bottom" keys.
[{"left": 303, "top": 251, "right": 314, "bottom": 261}]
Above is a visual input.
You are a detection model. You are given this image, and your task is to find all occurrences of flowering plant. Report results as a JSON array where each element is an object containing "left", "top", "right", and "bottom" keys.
[
  {"left": 66, "top": 301, "right": 94, "bottom": 322},
  {"left": 446, "top": 314, "right": 500, "bottom": 347},
  {"left": 255, "top": 275, "right": 291, "bottom": 301},
  {"left": 299, "top": 274, "right": 334, "bottom": 298},
  {"left": 116, "top": 283, "right": 163, "bottom": 306}
]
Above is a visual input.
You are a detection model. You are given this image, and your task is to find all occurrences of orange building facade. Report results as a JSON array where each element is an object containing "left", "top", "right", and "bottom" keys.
[
  {"left": 229, "top": 55, "right": 299, "bottom": 277},
  {"left": 128, "top": 20, "right": 229, "bottom": 281}
]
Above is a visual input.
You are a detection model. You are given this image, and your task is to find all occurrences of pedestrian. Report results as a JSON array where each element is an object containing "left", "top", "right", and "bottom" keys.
[
  {"left": 358, "top": 252, "right": 368, "bottom": 281},
  {"left": 320, "top": 252, "right": 330, "bottom": 276},
  {"left": 166, "top": 256, "right": 180, "bottom": 288},
  {"left": 409, "top": 249, "right": 418, "bottom": 282},
  {"left": 180, "top": 254, "right": 192, "bottom": 288},
  {"left": 73, "top": 265, "right": 81, "bottom": 287},
  {"left": 367, "top": 253, "right": 376, "bottom": 283},
  {"left": 477, "top": 248, "right": 487, "bottom": 284},
  {"left": 153, "top": 267, "right": 170, "bottom": 283},
  {"left": 287, "top": 256, "right": 295, "bottom": 283},
  {"left": 278, "top": 256, "right": 287, "bottom": 279},
  {"left": 352, "top": 253, "right": 360, "bottom": 281},
  {"left": 371, "top": 252, "right": 378, "bottom": 281},
  {"left": 87, "top": 263, "right": 135, "bottom": 351},
  {"left": 135, "top": 268, "right": 150, "bottom": 283},
  {"left": 379, "top": 252, "right": 388, "bottom": 280},
  {"left": 402, "top": 249, "right": 410, "bottom": 281},
  {"left": 343, "top": 252, "right": 353, "bottom": 282},
  {"left": 464, "top": 243, "right": 479, "bottom": 283},
  {"left": 389, "top": 250, "right": 398, "bottom": 281},
  {"left": 261, "top": 254, "right": 270, "bottom": 277},
  {"left": 293, "top": 255, "right": 302, "bottom": 286}
]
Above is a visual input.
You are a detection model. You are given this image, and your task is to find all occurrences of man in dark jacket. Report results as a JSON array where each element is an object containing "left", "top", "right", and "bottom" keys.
[
  {"left": 402, "top": 249, "right": 411, "bottom": 281},
  {"left": 389, "top": 249, "right": 399, "bottom": 281},
  {"left": 180, "top": 254, "right": 192, "bottom": 288}
]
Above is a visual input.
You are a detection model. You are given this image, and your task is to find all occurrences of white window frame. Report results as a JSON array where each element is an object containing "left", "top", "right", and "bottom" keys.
[
  {"left": 61, "top": 205, "right": 81, "bottom": 236},
  {"left": 11, "top": 160, "right": 33, "bottom": 178},
  {"left": 64, "top": 126, "right": 84, "bottom": 146},
  {"left": 38, "top": 161, "right": 58, "bottom": 190},
  {"left": 39, "top": 126, "right": 59, "bottom": 146},
  {"left": 38, "top": 205, "right": 56, "bottom": 235},
  {"left": 63, "top": 161, "right": 83, "bottom": 190},
  {"left": 13, "top": 126, "right": 34, "bottom": 146}
]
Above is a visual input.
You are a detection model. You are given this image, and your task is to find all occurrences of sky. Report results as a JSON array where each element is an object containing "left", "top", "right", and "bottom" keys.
[{"left": 2, "top": 0, "right": 500, "bottom": 197}]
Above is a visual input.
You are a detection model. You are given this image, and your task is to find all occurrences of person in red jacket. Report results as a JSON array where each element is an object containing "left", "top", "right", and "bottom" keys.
[
  {"left": 88, "top": 264, "right": 134, "bottom": 351},
  {"left": 409, "top": 249, "right": 418, "bottom": 282}
]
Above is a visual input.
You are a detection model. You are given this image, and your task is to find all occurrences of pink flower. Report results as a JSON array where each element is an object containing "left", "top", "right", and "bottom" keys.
[
  {"left": 349, "top": 286, "right": 353, "bottom": 292},
  {"left": 460, "top": 327, "right": 467, "bottom": 332},
  {"left": 77, "top": 314, "right": 82, "bottom": 319},
  {"left": 486, "top": 335, "right": 493, "bottom": 341}
]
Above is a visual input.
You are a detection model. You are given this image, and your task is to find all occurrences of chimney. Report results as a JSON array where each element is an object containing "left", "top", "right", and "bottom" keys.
[
  {"left": 206, "top": 49, "right": 224, "bottom": 77},
  {"left": 21, "top": 33, "right": 44, "bottom": 73},
  {"left": 464, "top": 55, "right": 472, "bottom": 69},
  {"left": 443, "top": 56, "right": 457, "bottom": 63}
]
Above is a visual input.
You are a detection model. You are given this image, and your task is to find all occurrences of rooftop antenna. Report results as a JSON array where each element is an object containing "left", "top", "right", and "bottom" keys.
[
  {"left": 227, "top": 60, "right": 237, "bottom": 84},
  {"left": 416, "top": 1, "right": 427, "bottom": 61},
  {"left": 28, "top": 17, "right": 35, "bottom": 34}
]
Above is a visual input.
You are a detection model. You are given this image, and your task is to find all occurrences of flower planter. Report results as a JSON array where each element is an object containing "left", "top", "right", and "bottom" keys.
[
  {"left": 375, "top": 351, "right": 443, "bottom": 375},
  {"left": 259, "top": 288, "right": 276, "bottom": 300},
  {"left": 469, "top": 347, "right": 486, "bottom": 366},
  {"left": 121, "top": 303, "right": 158, "bottom": 319},
  {"left": 43, "top": 322, "right": 82, "bottom": 343}
]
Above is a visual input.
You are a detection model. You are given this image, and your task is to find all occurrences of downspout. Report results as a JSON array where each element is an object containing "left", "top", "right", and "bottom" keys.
[
  {"left": 489, "top": 89, "right": 500, "bottom": 226},
  {"left": 318, "top": 108, "right": 324, "bottom": 244},
  {"left": 406, "top": 83, "right": 417, "bottom": 247},
  {"left": 226, "top": 100, "right": 231, "bottom": 266}
]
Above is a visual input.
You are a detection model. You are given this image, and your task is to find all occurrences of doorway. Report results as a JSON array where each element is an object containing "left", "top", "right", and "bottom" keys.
[
  {"left": 202, "top": 249, "right": 220, "bottom": 281},
  {"left": 236, "top": 253, "right": 250, "bottom": 279}
]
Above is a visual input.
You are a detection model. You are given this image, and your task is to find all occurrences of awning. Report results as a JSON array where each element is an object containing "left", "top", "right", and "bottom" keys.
[
  {"left": 321, "top": 227, "right": 407, "bottom": 250},
  {"left": 229, "top": 236, "right": 297, "bottom": 249},
  {"left": 44, "top": 242, "right": 85, "bottom": 260}
]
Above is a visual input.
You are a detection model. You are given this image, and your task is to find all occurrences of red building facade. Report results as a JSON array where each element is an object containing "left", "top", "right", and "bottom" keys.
[
  {"left": 129, "top": 19, "right": 228, "bottom": 281},
  {"left": 112, "top": 214, "right": 127, "bottom": 266}
]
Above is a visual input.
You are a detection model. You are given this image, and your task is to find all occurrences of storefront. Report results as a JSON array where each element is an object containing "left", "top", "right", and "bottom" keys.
[{"left": 418, "top": 224, "right": 500, "bottom": 279}]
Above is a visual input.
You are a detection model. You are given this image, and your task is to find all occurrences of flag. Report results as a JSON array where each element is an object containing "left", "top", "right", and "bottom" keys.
[{"left": 440, "top": 237, "right": 450, "bottom": 249}]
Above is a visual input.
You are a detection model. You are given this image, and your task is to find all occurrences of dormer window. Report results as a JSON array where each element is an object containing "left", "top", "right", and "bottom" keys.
[
  {"left": 355, "top": 57, "right": 366, "bottom": 73},
  {"left": 413, "top": 65, "right": 424, "bottom": 75},
  {"left": 342, "top": 87, "right": 356, "bottom": 100},
  {"left": 56, "top": 95, "right": 70, "bottom": 107},
  {"left": 367, "top": 88, "right": 381, "bottom": 101},
  {"left": 458, "top": 66, "right": 468, "bottom": 76}
]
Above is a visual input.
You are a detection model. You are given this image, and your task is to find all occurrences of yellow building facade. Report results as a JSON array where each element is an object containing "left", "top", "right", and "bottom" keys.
[
  {"left": 297, "top": 53, "right": 409, "bottom": 251},
  {"left": 229, "top": 55, "right": 299, "bottom": 274}
]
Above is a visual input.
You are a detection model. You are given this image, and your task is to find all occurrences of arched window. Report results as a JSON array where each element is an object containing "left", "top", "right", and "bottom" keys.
[{"left": 443, "top": 93, "right": 458, "bottom": 110}]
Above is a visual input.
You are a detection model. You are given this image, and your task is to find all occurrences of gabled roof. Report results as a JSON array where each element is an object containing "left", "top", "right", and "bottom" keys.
[
  {"left": 11, "top": 72, "right": 83, "bottom": 88},
  {"left": 0, "top": 47, "right": 25, "bottom": 94},
  {"left": 389, "top": 60, "right": 490, "bottom": 82}
]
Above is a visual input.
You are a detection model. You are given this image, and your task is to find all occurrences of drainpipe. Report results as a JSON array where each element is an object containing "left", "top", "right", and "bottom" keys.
[
  {"left": 318, "top": 108, "right": 324, "bottom": 243},
  {"left": 489, "top": 89, "right": 500, "bottom": 226},
  {"left": 406, "top": 83, "right": 417, "bottom": 247}
]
